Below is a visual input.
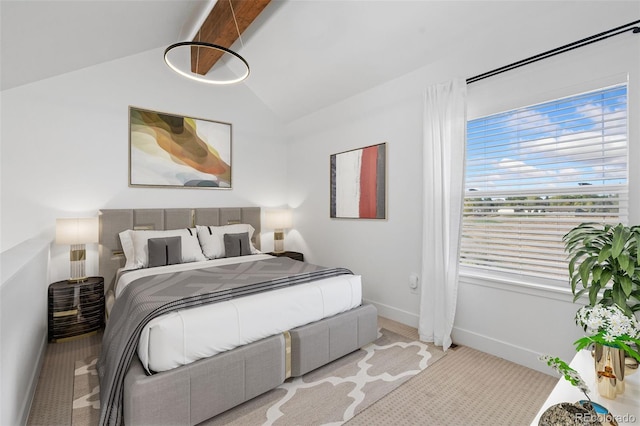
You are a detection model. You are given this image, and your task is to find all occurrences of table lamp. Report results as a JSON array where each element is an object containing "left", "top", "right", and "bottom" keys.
[
  {"left": 264, "top": 209, "right": 293, "bottom": 253},
  {"left": 55, "top": 217, "right": 99, "bottom": 282}
]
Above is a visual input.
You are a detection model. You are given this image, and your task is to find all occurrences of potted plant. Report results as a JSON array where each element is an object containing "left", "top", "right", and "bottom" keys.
[
  {"left": 563, "top": 222, "right": 640, "bottom": 317},
  {"left": 563, "top": 222, "right": 640, "bottom": 399},
  {"left": 538, "top": 355, "right": 614, "bottom": 424}
]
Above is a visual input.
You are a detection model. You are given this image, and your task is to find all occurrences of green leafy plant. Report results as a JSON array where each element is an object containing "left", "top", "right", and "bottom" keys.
[
  {"left": 539, "top": 355, "right": 591, "bottom": 401},
  {"left": 563, "top": 223, "right": 640, "bottom": 316}
]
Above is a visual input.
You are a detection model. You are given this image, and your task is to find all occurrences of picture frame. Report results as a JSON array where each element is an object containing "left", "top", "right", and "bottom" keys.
[
  {"left": 330, "top": 142, "right": 387, "bottom": 219},
  {"left": 129, "top": 106, "right": 232, "bottom": 189}
]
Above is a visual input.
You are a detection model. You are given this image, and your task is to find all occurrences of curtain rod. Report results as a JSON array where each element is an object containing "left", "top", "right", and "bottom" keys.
[{"left": 466, "top": 19, "right": 640, "bottom": 85}]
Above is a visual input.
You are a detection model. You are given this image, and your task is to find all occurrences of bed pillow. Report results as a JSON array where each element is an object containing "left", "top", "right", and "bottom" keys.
[
  {"left": 130, "top": 228, "right": 206, "bottom": 269},
  {"left": 119, "top": 230, "right": 136, "bottom": 271},
  {"left": 196, "top": 224, "right": 259, "bottom": 259},
  {"left": 148, "top": 237, "right": 182, "bottom": 267},
  {"left": 223, "top": 232, "right": 252, "bottom": 258}
]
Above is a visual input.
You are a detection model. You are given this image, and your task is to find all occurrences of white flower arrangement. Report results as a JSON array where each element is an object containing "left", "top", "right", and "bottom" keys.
[
  {"left": 539, "top": 355, "right": 591, "bottom": 401},
  {"left": 574, "top": 304, "right": 640, "bottom": 363}
]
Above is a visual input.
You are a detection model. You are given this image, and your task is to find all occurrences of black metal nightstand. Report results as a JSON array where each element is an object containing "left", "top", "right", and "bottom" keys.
[
  {"left": 268, "top": 251, "right": 304, "bottom": 262},
  {"left": 48, "top": 276, "right": 104, "bottom": 342}
]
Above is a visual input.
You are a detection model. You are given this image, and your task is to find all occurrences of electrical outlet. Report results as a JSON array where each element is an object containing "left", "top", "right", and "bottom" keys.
[{"left": 409, "top": 274, "right": 419, "bottom": 294}]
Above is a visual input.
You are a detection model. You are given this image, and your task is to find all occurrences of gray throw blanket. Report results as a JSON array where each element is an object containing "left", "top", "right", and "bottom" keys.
[{"left": 97, "top": 256, "right": 352, "bottom": 426}]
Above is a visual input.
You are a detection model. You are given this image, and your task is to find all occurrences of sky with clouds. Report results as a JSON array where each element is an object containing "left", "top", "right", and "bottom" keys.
[{"left": 466, "top": 85, "right": 627, "bottom": 194}]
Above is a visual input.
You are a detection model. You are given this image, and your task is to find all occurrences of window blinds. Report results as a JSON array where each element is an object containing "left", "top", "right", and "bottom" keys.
[{"left": 461, "top": 84, "right": 628, "bottom": 283}]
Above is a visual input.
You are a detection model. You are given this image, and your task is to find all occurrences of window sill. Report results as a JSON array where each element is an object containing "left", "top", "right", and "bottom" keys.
[{"left": 458, "top": 267, "right": 580, "bottom": 303}]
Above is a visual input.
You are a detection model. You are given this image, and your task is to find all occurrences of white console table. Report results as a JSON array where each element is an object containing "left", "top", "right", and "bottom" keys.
[{"left": 532, "top": 350, "right": 639, "bottom": 425}]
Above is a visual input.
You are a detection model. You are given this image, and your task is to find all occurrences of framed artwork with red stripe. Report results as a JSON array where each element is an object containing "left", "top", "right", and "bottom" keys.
[{"left": 330, "top": 142, "right": 387, "bottom": 219}]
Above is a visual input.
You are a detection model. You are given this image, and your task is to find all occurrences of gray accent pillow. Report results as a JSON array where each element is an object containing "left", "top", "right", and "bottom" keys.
[
  {"left": 223, "top": 232, "right": 252, "bottom": 258},
  {"left": 148, "top": 236, "right": 182, "bottom": 267}
]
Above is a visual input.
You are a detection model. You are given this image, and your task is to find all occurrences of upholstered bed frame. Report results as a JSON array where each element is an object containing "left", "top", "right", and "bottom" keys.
[
  {"left": 98, "top": 207, "right": 378, "bottom": 425},
  {"left": 99, "top": 207, "right": 263, "bottom": 295}
]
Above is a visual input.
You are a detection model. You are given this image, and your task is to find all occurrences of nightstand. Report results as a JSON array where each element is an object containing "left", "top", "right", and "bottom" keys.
[
  {"left": 48, "top": 276, "right": 104, "bottom": 342},
  {"left": 268, "top": 251, "right": 304, "bottom": 262}
]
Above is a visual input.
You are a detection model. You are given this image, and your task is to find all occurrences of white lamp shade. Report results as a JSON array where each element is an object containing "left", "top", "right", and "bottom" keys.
[
  {"left": 55, "top": 218, "right": 99, "bottom": 245},
  {"left": 264, "top": 209, "right": 293, "bottom": 230}
]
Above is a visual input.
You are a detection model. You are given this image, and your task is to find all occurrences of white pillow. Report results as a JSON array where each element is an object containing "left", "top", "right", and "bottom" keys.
[
  {"left": 119, "top": 230, "right": 136, "bottom": 271},
  {"left": 196, "top": 224, "right": 259, "bottom": 259},
  {"left": 128, "top": 228, "right": 206, "bottom": 269}
]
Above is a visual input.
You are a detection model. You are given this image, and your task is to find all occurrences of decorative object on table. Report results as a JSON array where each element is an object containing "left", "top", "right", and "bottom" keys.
[
  {"left": 330, "top": 142, "right": 386, "bottom": 219},
  {"left": 574, "top": 304, "right": 640, "bottom": 399},
  {"left": 264, "top": 208, "right": 293, "bottom": 253},
  {"left": 538, "top": 355, "right": 619, "bottom": 426},
  {"left": 129, "top": 106, "right": 232, "bottom": 189},
  {"left": 538, "top": 402, "right": 617, "bottom": 426},
  {"left": 563, "top": 223, "right": 640, "bottom": 317},
  {"left": 539, "top": 355, "right": 592, "bottom": 400},
  {"left": 56, "top": 217, "right": 99, "bottom": 282}
]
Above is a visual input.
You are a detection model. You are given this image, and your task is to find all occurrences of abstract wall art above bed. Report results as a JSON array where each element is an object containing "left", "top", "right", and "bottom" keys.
[
  {"left": 129, "top": 106, "right": 232, "bottom": 189},
  {"left": 330, "top": 142, "right": 386, "bottom": 219}
]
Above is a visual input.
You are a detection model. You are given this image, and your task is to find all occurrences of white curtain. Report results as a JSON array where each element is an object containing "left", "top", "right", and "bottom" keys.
[{"left": 419, "top": 78, "right": 467, "bottom": 350}]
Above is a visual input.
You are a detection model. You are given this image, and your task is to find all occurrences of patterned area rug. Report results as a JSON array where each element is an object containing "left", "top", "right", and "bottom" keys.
[
  {"left": 72, "top": 328, "right": 446, "bottom": 425},
  {"left": 72, "top": 356, "right": 100, "bottom": 425}
]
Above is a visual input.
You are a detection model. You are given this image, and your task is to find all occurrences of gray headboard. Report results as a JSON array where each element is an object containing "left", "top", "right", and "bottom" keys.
[{"left": 98, "top": 207, "right": 261, "bottom": 294}]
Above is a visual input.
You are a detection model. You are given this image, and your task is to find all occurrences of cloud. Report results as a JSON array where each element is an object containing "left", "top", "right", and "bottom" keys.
[{"left": 466, "top": 88, "right": 628, "bottom": 192}]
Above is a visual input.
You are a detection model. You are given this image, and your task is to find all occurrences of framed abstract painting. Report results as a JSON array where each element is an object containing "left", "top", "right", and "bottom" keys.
[
  {"left": 129, "top": 106, "right": 232, "bottom": 189},
  {"left": 330, "top": 142, "right": 387, "bottom": 219}
]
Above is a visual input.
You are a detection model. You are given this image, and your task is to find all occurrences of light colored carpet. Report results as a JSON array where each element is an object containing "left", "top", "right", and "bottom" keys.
[
  {"left": 27, "top": 332, "right": 102, "bottom": 426},
  {"left": 71, "top": 328, "right": 446, "bottom": 425},
  {"left": 347, "top": 345, "right": 558, "bottom": 426}
]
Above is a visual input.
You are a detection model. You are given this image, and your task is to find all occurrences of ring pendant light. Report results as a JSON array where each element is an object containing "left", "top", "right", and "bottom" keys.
[{"left": 164, "top": 0, "right": 250, "bottom": 85}]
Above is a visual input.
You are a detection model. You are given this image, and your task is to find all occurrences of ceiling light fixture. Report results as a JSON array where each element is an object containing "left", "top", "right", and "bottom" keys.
[{"left": 163, "top": 0, "right": 250, "bottom": 85}]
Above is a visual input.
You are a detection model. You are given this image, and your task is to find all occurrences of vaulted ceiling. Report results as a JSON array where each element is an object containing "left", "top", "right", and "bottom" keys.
[{"left": 2, "top": 1, "right": 639, "bottom": 123}]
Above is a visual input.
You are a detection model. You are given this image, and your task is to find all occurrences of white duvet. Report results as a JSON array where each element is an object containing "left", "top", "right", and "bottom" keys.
[{"left": 114, "top": 254, "right": 362, "bottom": 373}]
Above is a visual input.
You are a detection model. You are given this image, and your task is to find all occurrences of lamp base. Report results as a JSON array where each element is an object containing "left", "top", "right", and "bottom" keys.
[
  {"left": 69, "top": 245, "right": 87, "bottom": 283},
  {"left": 273, "top": 230, "right": 285, "bottom": 253}
]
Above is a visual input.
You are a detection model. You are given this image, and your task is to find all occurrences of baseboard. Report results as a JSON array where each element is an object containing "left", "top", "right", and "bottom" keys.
[
  {"left": 364, "top": 299, "right": 419, "bottom": 328},
  {"left": 451, "top": 326, "right": 553, "bottom": 375},
  {"left": 21, "top": 331, "right": 47, "bottom": 425},
  {"left": 363, "top": 301, "right": 556, "bottom": 375}
]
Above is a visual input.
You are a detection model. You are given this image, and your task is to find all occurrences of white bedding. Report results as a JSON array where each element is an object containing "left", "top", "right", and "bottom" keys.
[{"left": 114, "top": 255, "right": 362, "bottom": 373}]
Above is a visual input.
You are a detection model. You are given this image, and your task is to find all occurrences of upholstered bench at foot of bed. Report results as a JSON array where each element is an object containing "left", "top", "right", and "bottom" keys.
[
  {"left": 290, "top": 303, "right": 378, "bottom": 376},
  {"left": 121, "top": 303, "right": 378, "bottom": 425},
  {"left": 123, "top": 333, "right": 286, "bottom": 426}
]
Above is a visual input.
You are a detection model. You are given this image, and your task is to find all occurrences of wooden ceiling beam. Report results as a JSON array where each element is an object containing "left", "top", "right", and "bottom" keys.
[{"left": 191, "top": 0, "right": 271, "bottom": 75}]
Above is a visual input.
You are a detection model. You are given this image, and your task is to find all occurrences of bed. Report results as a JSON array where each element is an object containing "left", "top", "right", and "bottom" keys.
[{"left": 96, "top": 207, "right": 378, "bottom": 426}]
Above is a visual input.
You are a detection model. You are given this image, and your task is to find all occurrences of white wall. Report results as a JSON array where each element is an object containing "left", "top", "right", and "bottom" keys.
[
  {"left": 285, "top": 32, "right": 640, "bottom": 372},
  {"left": 286, "top": 82, "right": 425, "bottom": 325},
  {"left": 1, "top": 47, "right": 289, "bottom": 282},
  {"left": 1, "top": 239, "right": 49, "bottom": 426}
]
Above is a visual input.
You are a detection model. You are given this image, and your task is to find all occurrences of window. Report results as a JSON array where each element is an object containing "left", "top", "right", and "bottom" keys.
[{"left": 461, "top": 84, "right": 628, "bottom": 283}]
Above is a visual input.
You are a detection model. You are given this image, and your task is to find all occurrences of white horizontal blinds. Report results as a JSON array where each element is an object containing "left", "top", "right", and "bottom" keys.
[{"left": 461, "top": 84, "right": 628, "bottom": 282}]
